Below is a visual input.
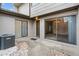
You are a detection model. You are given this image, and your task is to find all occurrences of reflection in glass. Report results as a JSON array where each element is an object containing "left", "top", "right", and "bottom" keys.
[{"left": 57, "top": 17, "right": 68, "bottom": 43}]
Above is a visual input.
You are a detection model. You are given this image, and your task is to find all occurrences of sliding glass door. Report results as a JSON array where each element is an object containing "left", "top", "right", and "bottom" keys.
[
  {"left": 15, "top": 20, "right": 28, "bottom": 38},
  {"left": 57, "top": 16, "right": 76, "bottom": 44},
  {"left": 15, "top": 20, "right": 21, "bottom": 38},
  {"left": 45, "top": 15, "right": 76, "bottom": 45},
  {"left": 21, "top": 21, "right": 28, "bottom": 37},
  {"left": 57, "top": 17, "right": 68, "bottom": 43}
]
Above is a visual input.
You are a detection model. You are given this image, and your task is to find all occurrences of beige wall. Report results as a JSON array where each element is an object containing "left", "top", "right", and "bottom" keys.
[{"left": 0, "top": 14, "right": 15, "bottom": 36}]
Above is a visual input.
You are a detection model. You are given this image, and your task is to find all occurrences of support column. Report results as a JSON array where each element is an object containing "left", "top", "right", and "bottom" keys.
[
  {"left": 40, "top": 19, "right": 45, "bottom": 39},
  {"left": 33, "top": 20, "right": 36, "bottom": 37},
  {"left": 0, "top": 3, "right": 1, "bottom": 9},
  {"left": 28, "top": 20, "right": 33, "bottom": 37},
  {"left": 28, "top": 20, "right": 36, "bottom": 38},
  {"left": 77, "top": 7, "right": 79, "bottom": 45}
]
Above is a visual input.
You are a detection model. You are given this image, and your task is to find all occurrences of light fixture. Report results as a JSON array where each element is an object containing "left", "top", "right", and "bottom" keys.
[{"left": 35, "top": 17, "right": 39, "bottom": 20}]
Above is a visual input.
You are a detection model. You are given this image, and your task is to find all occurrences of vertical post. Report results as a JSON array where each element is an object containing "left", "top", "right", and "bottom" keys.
[
  {"left": 40, "top": 19, "right": 45, "bottom": 39},
  {"left": 29, "top": 3, "right": 31, "bottom": 18},
  {"left": 56, "top": 18, "right": 58, "bottom": 40},
  {"left": 34, "top": 20, "right": 36, "bottom": 37},
  {"left": 28, "top": 20, "right": 33, "bottom": 37},
  {"left": 0, "top": 3, "right": 1, "bottom": 9}
]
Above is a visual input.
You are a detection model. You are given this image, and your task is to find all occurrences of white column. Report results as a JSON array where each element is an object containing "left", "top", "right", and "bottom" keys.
[
  {"left": 28, "top": 20, "right": 33, "bottom": 37},
  {"left": 77, "top": 7, "right": 79, "bottom": 45},
  {"left": 40, "top": 19, "right": 45, "bottom": 39},
  {"left": 28, "top": 20, "right": 36, "bottom": 38},
  {"left": 32, "top": 20, "right": 36, "bottom": 37}
]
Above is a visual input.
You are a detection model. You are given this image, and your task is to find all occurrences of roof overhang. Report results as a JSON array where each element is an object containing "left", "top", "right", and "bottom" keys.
[{"left": 0, "top": 8, "right": 30, "bottom": 19}]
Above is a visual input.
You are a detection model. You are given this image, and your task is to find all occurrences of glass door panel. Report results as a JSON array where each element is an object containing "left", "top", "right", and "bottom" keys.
[
  {"left": 67, "top": 16, "right": 76, "bottom": 44},
  {"left": 21, "top": 21, "right": 28, "bottom": 37},
  {"left": 57, "top": 17, "right": 68, "bottom": 43},
  {"left": 15, "top": 20, "right": 21, "bottom": 38}
]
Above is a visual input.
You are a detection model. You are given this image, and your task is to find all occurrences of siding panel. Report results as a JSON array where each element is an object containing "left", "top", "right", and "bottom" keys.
[{"left": 31, "top": 3, "right": 79, "bottom": 17}]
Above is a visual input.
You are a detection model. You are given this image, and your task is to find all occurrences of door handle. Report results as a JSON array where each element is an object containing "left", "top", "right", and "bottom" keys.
[{"left": 6, "top": 38, "right": 11, "bottom": 40}]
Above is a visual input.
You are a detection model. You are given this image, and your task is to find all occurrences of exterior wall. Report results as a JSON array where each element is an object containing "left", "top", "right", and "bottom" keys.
[
  {"left": 0, "top": 14, "right": 15, "bottom": 36},
  {"left": 31, "top": 3, "right": 79, "bottom": 17},
  {"left": 38, "top": 9, "right": 79, "bottom": 55},
  {"left": 19, "top": 4, "right": 29, "bottom": 16},
  {"left": 0, "top": 14, "right": 29, "bottom": 38},
  {"left": 0, "top": 3, "right": 79, "bottom": 55}
]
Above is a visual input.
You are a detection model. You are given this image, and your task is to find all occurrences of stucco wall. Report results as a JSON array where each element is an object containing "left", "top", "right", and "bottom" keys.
[{"left": 0, "top": 14, "right": 15, "bottom": 36}]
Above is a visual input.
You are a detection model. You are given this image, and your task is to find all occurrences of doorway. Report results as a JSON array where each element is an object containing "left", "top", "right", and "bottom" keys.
[
  {"left": 45, "top": 19, "right": 57, "bottom": 40},
  {"left": 36, "top": 20, "right": 40, "bottom": 37}
]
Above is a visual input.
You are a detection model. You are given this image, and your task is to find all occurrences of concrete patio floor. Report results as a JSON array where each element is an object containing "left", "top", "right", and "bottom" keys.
[
  {"left": 12, "top": 37, "right": 69, "bottom": 56},
  {"left": 0, "top": 37, "right": 70, "bottom": 56}
]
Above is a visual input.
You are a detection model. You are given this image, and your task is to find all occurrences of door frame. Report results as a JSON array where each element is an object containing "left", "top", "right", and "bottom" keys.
[{"left": 15, "top": 19, "right": 28, "bottom": 38}]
